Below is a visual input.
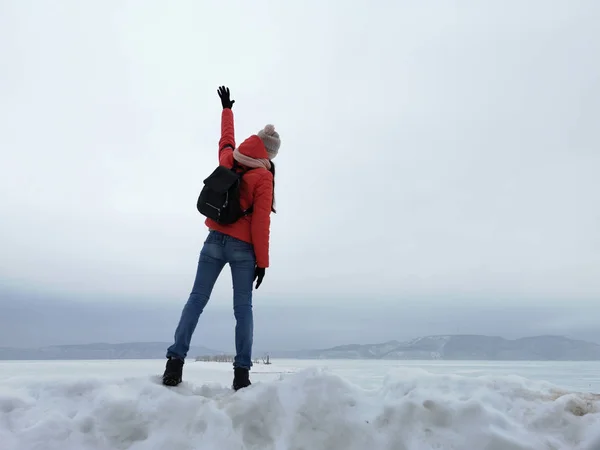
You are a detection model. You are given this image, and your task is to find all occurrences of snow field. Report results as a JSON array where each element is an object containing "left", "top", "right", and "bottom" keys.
[{"left": 1, "top": 362, "right": 600, "bottom": 450}]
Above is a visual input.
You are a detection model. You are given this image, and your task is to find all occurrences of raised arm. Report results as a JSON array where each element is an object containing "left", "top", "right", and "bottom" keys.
[
  {"left": 218, "top": 109, "right": 235, "bottom": 164},
  {"left": 217, "top": 86, "right": 236, "bottom": 165}
]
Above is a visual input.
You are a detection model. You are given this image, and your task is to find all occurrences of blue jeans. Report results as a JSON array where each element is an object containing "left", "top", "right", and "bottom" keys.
[{"left": 166, "top": 230, "right": 256, "bottom": 369}]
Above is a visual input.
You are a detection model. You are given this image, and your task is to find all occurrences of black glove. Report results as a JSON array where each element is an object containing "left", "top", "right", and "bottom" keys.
[
  {"left": 254, "top": 267, "right": 265, "bottom": 289},
  {"left": 217, "top": 86, "right": 235, "bottom": 109}
]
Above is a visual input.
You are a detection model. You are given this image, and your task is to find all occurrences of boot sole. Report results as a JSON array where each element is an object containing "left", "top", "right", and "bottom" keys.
[{"left": 162, "top": 377, "right": 182, "bottom": 386}]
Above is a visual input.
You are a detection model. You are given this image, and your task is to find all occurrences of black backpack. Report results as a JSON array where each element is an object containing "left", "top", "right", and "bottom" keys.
[{"left": 197, "top": 161, "right": 253, "bottom": 224}]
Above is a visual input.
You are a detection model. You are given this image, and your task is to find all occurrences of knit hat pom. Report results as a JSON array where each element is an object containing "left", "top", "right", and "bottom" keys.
[
  {"left": 263, "top": 124, "right": 276, "bottom": 136},
  {"left": 257, "top": 123, "right": 281, "bottom": 159}
]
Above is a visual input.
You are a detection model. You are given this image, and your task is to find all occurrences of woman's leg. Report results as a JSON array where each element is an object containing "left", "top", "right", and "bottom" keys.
[
  {"left": 166, "top": 233, "right": 226, "bottom": 360},
  {"left": 225, "top": 238, "right": 256, "bottom": 371}
]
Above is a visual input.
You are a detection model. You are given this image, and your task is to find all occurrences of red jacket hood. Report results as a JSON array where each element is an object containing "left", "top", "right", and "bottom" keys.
[{"left": 237, "top": 135, "right": 269, "bottom": 160}]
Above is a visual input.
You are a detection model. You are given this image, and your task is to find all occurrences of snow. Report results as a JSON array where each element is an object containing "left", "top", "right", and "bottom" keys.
[{"left": 1, "top": 360, "right": 600, "bottom": 450}]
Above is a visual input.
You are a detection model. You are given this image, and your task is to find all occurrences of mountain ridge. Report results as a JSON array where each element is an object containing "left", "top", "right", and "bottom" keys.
[
  {"left": 269, "top": 334, "right": 600, "bottom": 361},
  {"left": 0, "top": 342, "right": 221, "bottom": 360},
  {"left": 2, "top": 334, "right": 600, "bottom": 360}
]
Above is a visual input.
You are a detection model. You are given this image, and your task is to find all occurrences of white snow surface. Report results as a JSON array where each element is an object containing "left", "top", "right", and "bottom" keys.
[{"left": 2, "top": 360, "right": 600, "bottom": 450}]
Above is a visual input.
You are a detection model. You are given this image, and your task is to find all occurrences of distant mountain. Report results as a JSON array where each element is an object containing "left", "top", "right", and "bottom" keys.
[
  {"left": 3, "top": 335, "right": 600, "bottom": 361},
  {"left": 271, "top": 340, "right": 404, "bottom": 360},
  {"left": 270, "top": 335, "right": 600, "bottom": 361},
  {"left": 0, "top": 342, "right": 223, "bottom": 360}
]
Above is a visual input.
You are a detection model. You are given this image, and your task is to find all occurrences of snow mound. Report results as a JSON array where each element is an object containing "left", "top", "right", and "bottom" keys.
[{"left": 1, "top": 367, "right": 600, "bottom": 450}]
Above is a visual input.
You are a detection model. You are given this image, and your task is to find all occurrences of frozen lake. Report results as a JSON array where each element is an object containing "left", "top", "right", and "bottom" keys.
[{"left": 2, "top": 358, "right": 600, "bottom": 392}]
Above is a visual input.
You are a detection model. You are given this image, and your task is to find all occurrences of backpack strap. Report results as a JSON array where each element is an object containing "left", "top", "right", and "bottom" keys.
[
  {"left": 231, "top": 159, "right": 257, "bottom": 175},
  {"left": 231, "top": 159, "right": 242, "bottom": 173},
  {"left": 230, "top": 159, "right": 255, "bottom": 216}
]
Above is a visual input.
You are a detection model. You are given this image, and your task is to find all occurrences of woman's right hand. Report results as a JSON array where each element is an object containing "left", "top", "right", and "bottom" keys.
[{"left": 217, "top": 86, "right": 235, "bottom": 109}]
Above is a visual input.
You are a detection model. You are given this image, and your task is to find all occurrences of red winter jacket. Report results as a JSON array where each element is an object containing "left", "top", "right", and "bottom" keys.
[{"left": 204, "top": 108, "right": 274, "bottom": 268}]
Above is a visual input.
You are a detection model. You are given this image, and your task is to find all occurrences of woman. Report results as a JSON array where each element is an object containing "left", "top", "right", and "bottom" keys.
[{"left": 162, "top": 86, "right": 280, "bottom": 390}]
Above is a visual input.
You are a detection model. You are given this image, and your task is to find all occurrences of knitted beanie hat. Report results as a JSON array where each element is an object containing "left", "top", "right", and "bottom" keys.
[{"left": 256, "top": 124, "right": 281, "bottom": 160}]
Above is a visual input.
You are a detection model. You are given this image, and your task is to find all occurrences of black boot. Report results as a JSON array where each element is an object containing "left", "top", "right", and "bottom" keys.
[
  {"left": 232, "top": 367, "right": 251, "bottom": 391},
  {"left": 162, "top": 357, "right": 184, "bottom": 386}
]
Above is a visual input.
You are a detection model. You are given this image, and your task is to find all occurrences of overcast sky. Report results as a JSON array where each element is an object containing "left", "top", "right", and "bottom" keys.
[{"left": 1, "top": 1, "right": 599, "bottom": 350}]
